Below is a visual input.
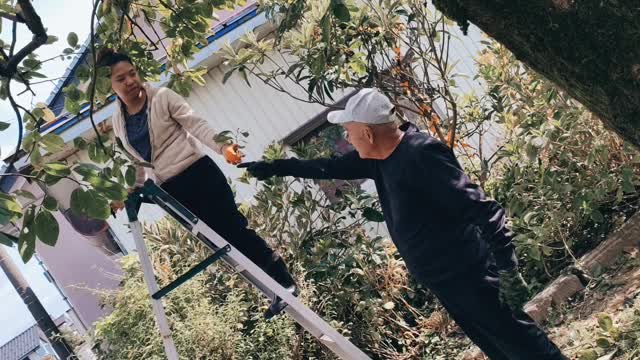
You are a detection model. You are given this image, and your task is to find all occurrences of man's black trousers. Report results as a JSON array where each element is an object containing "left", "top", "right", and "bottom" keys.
[{"left": 426, "top": 262, "right": 567, "bottom": 360}]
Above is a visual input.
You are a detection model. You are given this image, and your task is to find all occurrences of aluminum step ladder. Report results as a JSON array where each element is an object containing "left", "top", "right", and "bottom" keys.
[{"left": 124, "top": 180, "right": 371, "bottom": 360}]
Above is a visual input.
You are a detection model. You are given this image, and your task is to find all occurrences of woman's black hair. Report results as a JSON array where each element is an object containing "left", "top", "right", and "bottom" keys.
[{"left": 96, "top": 47, "right": 133, "bottom": 68}]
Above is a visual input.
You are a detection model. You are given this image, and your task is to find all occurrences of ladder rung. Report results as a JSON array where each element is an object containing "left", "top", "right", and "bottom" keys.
[{"left": 152, "top": 245, "right": 230, "bottom": 300}]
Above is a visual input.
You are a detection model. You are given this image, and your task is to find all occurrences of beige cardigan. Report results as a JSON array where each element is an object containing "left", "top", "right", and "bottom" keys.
[{"left": 112, "top": 83, "right": 226, "bottom": 185}]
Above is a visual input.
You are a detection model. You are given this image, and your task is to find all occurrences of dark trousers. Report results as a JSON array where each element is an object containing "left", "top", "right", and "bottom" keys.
[
  {"left": 161, "top": 157, "right": 278, "bottom": 270},
  {"left": 426, "top": 262, "right": 567, "bottom": 360}
]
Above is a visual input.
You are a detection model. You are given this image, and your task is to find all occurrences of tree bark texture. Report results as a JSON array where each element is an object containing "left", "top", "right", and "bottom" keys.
[{"left": 433, "top": 0, "right": 640, "bottom": 147}]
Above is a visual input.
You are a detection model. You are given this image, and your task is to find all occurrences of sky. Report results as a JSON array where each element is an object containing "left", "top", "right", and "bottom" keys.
[
  {"left": 0, "top": 0, "right": 93, "bottom": 346},
  {"left": 0, "top": 0, "right": 93, "bottom": 159}
]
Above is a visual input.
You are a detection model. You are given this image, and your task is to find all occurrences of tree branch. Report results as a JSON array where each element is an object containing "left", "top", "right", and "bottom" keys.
[
  {"left": 0, "top": 0, "right": 48, "bottom": 78},
  {"left": 6, "top": 78, "right": 24, "bottom": 172},
  {"left": 9, "top": 18, "right": 17, "bottom": 56},
  {"left": 144, "top": 10, "right": 170, "bottom": 56},
  {"left": 88, "top": 0, "right": 108, "bottom": 153},
  {"left": 124, "top": 13, "right": 160, "bottom": 51}
]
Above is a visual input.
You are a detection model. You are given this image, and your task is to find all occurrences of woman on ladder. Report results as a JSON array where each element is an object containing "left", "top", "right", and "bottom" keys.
[{"left": 98, "top": 48, "right": 296, "bottom": 319}]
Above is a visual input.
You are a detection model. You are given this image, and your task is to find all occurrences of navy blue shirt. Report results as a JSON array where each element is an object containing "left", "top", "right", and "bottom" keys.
[
  {"left": 124, "top": 100, "right": 152, "bottom": 162},
  {"left": 272, "top": 123, "right": 517, "bottom": 283}
]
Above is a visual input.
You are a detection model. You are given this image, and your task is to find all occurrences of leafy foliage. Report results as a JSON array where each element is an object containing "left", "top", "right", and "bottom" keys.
[
  {"left": 224, "top": 0, "right": 471, "bottom": 147},
  {"left": 92, "top": 231, "right": 295, "bottom": 360},
  {"left": 0, "top": 0, "right": 242, "bottom": 260},
  {"left": 467, "top": 43, "right": 640, "bottom": 288}
]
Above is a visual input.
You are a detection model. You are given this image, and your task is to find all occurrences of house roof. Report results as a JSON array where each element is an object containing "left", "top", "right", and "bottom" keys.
[{"left": 0, "top": 325, "right": 41, "bottom": 360}]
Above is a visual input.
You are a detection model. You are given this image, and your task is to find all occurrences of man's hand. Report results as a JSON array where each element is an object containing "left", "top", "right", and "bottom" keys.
[
  {"left": 237, "top": 161, "right": 281, "bottom": 180},
  {"left": 223, "top": 144, "right": 245, "bottom": 165},
  {"left": 498, "top": 268, "right": 531, "bottom": 313}
]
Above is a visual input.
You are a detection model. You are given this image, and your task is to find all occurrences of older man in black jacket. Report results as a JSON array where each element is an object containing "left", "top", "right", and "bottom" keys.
[{"left": 239, "top": 88, "right": 567, "bottom": 360}]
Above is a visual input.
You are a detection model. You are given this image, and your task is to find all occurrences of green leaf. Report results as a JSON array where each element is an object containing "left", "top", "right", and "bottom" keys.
[
  {"left": 41, "top": 133, "right": 65, "bottom": 153},
  {"left": 238, "top": 68, "right": 251, "bottom": 87},
  {"left": 23, "top": 58, "right": 41, "bottom": 70},
  {"left": 70, "top": 188, "right": 110, "bottom": 220},
  {"left": 0, "top": 232, "right": 15, "bottom": 247},
  {"left": 222, "top": 68, "right": 236, "bottom": 84},
  {"left": 598, "top": 313, "right": 614, "bottom": 332},
  {"left": 76, "top": 65, "right": 91, "bottom": 83},
  {"left": 86, "top": 193, "right": 110, "bottom": 220},
  {"left": 65, "top": 98, "right": 81, "bottom": 114},
  {"left": 321, "top": 15, "right": 331, "bottom": 44},
  {"left": 85, "top": 174, "right": 127, "bottom": 201},
  {"left": 0, "top": 193, "right": 22, "bottom": 225},
  {"left": 30, "top": 149, "right": 42, "bottom": 167},
  {"left": 14, "top": 190, "right": 36, "bottom": 200},
  {"left": 590, "top": 209, "right": 604, "bottom": 223},
  {"left": 73, "top": 163, "right": 101, "bottom": 178},
  {"left": 18, "top": 226, "right": 36, "bottom": 262},
  {"left": 46, "top": 35, "right": 59, "bottom": 44},
  {"left": 27, "top": 71, "right": 47, "bottom": 79},
  {"left": 0, "top": 194, "right": 22, "bottom": 216},
  {"left": 18, "top": 207, "right": 36, "bottom": 262},
  {"left": 43, "top": 174, "right": 61, "bottom": 186},
  {"left": 214, "top": 130, "right": 233, "bottom": 144},
  {"left": 125, "top": 166, "right": 136, "bottom": 187},
  {"left": 528, "top": 245, "right": 541, "bottom": 261},
  {"left": 42, "top": 196, "right": 58, "bottom": 211},
  {"left": 332, "top": 1, "right": 351, "bottom": 22},
  {"left": 595, "top": 337, "right": 610, "bottom": 349},
  {"left": 67, "top": 32, "right": 79, "bottom": 47},
  {"left": 32, "top": 107, "right": 44, "bottom": 120},
  {"left": 96, "top": 76, "right": 112, "bottom": 95},
  {"left": 88, "top": 142, "right": 107, "bottom": 164},
  {"left": 63, "top": 84, "right": 82, "bottom": 101},
  {"left": 0, "top": 121, "right": 10, "bottom": 131},
  {"left": 362, "top": 207, "right": 384, "bottom": 222},
  {"left": 35, "top": 210, "right": 59, "bottom": 246},
  {"left": 577, "top": 349, "right": 598, "bottom": 360},
  {"left": 73, "top": 137, "right": 88, "bottom": 150},
  {"left": 44, "top": 162, "right": 71, "bottom": 177},
  {"left": 523, "top": 211, "right": 538, "bottom": 224},
  {"left": 70, "top": 188, "right": 85, "bottom": 216}
]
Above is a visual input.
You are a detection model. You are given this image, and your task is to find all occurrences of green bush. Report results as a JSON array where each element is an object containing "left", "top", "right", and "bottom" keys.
[{"left": 469, "top": 43, "right": 640, "bottom": 289}]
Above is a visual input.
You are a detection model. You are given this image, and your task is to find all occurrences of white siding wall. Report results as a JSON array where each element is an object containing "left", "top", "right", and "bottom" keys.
[{"left": 61, "top": 20, "right": 490, "bottom": 252}]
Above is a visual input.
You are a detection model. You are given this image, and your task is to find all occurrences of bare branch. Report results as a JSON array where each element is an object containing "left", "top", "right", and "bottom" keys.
[
  {"left": 9, "top": 18, "right": 17, "bottom": 56},
  {"left": 6, "top": 78, "right": 24, "bottom": 172},
  {"left": 143, "top": 10, "right": 171, "bottom": 56},
  {"left": 22, "top": 76, "right": 71, "bottom": 87},
  {"left": 0, "top": 173, "right": 83, "bottom": 186},
  {"left": 88, "top": 0, "right": 108, "bottom": 153},
  {"left": 0, "top": 0, "right": 48, "bottom": 78},
  {"left": 125, "top": 13, "right": 160, "bottom": 51}
]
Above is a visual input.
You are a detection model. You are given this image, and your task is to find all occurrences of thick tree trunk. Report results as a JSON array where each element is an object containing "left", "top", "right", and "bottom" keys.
[{"left": 433, "top": 0, "right": 640, "bottom": 147}]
